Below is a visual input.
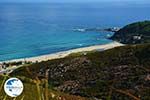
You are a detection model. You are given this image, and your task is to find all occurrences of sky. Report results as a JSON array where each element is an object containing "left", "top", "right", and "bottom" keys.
[{"left": 0, "top": 0, "right": 149, "bottom": 3}]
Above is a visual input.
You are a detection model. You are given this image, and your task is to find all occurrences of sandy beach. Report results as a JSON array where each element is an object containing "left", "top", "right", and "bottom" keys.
[{"left": 0, "top": 41, "right": 124, "bottom": 63}]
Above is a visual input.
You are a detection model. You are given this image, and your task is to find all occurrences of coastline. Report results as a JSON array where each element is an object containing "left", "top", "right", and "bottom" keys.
[{"left": 0, "top": 41, "right": 124, "bottom": 63}]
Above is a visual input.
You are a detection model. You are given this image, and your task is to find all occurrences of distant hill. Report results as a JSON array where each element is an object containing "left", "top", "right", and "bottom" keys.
[
  {"left": 10, "top": 44, "right": 150, "bottom": 100},
  {"left": 110, "top": 21, "right": 150, "bottom": 44}
]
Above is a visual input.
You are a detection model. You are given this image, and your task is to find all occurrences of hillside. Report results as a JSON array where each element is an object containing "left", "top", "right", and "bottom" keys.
[
  {"left": 0, "top": 75, "right": 89, "bottom": 100},
  {"left": 110, "top": 21, "right": 150, "bottom": 44},
  {"left": 9, "top": 44, "right": 150, "bottom": 100}
]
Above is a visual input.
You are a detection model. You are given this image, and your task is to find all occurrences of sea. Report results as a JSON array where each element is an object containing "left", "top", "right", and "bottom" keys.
[{"left": 0, "top": 2, "right": 150, "bottom": 61}]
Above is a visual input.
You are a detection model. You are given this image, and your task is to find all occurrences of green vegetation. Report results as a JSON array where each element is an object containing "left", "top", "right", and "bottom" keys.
[
  {"left": 7, "top": 43, "right": 150, "bottom": 100},
  {"left": 0, "top": 75, "right": 89, "bottom": 100},
  {"left": 110, "top": 21, "right": 150, "bottom": 44}
]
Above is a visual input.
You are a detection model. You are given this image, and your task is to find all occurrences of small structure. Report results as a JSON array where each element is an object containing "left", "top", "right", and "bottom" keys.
[
  {"left": 112, "top": 27, "right": 120, "bottom": 32},
  {"left": 133, "top": 35, "right": 142, "bottom": 40}
]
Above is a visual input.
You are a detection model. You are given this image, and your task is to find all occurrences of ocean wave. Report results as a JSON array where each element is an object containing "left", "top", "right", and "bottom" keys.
[
  {"left": 76, "top": 44, "right": 83, "bottom": 46},
  {"left": 73, "top": 28, "right": 86, "bottom": 32}
]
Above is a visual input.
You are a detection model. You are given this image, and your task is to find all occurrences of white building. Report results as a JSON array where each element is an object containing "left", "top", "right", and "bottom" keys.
[{"left": 133, "top": 36, "right": 141, "bottom": 40}]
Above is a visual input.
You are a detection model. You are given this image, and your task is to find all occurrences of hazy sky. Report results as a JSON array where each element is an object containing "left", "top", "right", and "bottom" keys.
[{"left": 0, "top": 0, "right": 149, "bottom": 3}]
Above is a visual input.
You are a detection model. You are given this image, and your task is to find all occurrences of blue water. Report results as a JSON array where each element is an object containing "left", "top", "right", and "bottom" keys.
[{"left": 0, "top": 3, "right": 150, "bottom": 61}]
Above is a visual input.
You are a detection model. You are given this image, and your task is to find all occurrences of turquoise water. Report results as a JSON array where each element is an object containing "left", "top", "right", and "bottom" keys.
[{"left": 0, "top": 3, "right": 150, "bottom": 61}]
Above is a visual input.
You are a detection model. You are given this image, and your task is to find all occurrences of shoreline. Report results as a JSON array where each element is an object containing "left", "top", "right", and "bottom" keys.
[{"left": 0, "top": 41, "right": 124, "bottom": 63}]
